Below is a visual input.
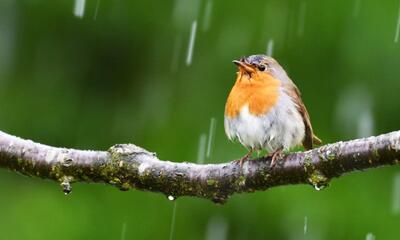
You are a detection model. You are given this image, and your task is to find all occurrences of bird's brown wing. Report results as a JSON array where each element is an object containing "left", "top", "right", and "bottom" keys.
[{"left": 284, "top": 82, "right": 322, "bottom": 150}]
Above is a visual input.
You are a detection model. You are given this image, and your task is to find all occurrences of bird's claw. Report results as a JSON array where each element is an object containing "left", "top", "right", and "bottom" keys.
[
  {"left": 235, "top": 151, "right": 253, "bottom": 169},
  {"left": 268, "top": 149, "right": 283, "bottom": 169}
]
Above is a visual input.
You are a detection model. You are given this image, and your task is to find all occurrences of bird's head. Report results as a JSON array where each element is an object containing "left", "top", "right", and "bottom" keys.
[{"left": 233, "top": 54, "right": 288, "bottom": 84}]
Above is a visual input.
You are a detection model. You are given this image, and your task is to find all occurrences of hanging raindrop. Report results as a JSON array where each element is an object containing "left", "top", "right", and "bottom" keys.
[
  {"left": 168, "top": 195, "right": 176, "bottom": 201},
  {"left": 313, "top": 184, "right": 327, "bottom": 191},
  {"left": 61, "top": 180, "right": 72, "bottom": 195}
]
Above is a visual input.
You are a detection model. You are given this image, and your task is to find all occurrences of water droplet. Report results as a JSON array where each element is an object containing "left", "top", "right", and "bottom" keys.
[
  {"left": 365, "top": 232, "right": 375, "bottom": 240},
  {"left": 168, "top": 195, "right": 175, "bottom": 201},
  {"left": 266, "top": 39, "right": 274, "bottom": 57},
  {"left": 202, "top": 0, "right": 213, "bottom": 32},
  {"left": 169, "top": 201, "right": 178, "bottom": 240},
  {"left": 197, "top": 134, "right": 207, "bottom": 164},
  {"left": 120, "top": 222, "right": 127, "bottom": 240},
  {"left": 395, "top": 1, "right": 400, "bottom": 43},
  {"left": 186, "top": 20, "right": 197, "bottom": 66},
  {"left": 73, "top": 0, "right": 86, "bottom": 18},
  {"left": 303, "top": 216, "right": 308, "bottom": 235},
  {"left": 93, "top": 0, "right": 100, "bottom": 20},
  {"left": 358, "top": 109, "right": 374, "bottom": 138},
  {"left": 392, "top": 173, "right": 400, "bottom": 214},
  {"left": 309, "top": 170, "right": 329, "bottom": 191},
  {"left": 206, "top": 118, "right": 217, "bottom": 160},
  {"left": 61, "top": 180, "right": 72, "bottom": 195},
  {"left": 314, "top": 184, "right": 326, "bottom": 191},
  {"left": 312, "top": 178, "right": 329, "bottom": 190}
]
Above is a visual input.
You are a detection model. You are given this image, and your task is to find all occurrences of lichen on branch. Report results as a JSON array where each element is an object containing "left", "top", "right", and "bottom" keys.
[{"left": 0, "top": 130, "right": 400, "bottom": 203}]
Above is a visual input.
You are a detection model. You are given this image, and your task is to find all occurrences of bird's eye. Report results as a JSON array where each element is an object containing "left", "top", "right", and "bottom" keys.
[{"left": 258, "top": 64, "right": 266, "bottom": 71}]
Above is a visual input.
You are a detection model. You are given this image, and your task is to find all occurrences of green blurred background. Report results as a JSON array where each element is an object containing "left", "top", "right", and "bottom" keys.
[{"left": 1, "top": 0, "right": 400, "bottom": 239}]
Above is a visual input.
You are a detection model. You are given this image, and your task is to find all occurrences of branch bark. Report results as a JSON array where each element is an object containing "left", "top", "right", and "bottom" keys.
[{"left": 0, "top": 130, "right": 400, "bottom": 203}]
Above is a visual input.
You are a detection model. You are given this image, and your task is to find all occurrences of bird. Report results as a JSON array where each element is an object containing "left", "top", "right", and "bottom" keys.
[{"left": 224, "top": 54, "right": 321, "bottom": 167}]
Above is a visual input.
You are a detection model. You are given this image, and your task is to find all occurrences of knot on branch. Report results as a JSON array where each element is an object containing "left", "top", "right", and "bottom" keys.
[
  {"left": 307, "top": 170, "right": 329, "bottom": 190},
  {"left": 103, "top": 144, "right": 159, "bottom": 191},
  {"left": 108, "top": 144, "right": 156, "bottom": 162},
  {"left": 300, "top": 151, "right": 331, "bottom": 190}
]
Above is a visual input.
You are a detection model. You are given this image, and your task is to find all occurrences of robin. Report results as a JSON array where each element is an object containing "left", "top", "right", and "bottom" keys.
[{"left": 224, "top": 54, "right": 321, "bottom": 167}]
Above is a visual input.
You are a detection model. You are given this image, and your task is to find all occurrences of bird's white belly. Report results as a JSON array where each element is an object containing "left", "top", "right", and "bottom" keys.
[{"left": 224, "top": 93, "right": 305, "bottom": 152}]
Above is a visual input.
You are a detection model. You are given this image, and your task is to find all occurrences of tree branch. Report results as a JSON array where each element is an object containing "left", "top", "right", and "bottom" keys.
[{"left": 0, "top": 130, "right": 400, "bottom": 203}]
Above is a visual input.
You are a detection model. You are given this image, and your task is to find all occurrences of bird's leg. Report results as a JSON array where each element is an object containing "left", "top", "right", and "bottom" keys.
[
  {"left": 268, "top": 148, "right": 283, "bottom": 169},
  {"left": 236, "top": 150, "right": 253, "bottom": 168}
]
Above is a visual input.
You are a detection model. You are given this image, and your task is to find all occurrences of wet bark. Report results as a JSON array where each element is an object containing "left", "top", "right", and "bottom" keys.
[{"left": 0, "top": 130, "right": 399, "bottom": 203}]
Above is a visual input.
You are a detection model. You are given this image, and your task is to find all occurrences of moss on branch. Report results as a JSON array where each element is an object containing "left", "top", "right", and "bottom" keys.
[{"left": 0, "top": 130, "right": 400, "bottom": 203}]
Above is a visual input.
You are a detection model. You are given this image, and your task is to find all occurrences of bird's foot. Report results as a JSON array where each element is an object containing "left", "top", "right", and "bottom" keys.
[
  {"left": 235, "top": 151, "right": 253, "bottom": 168},
  {"left": 268, "top": 148, "right": 283, "bottom": 169}
]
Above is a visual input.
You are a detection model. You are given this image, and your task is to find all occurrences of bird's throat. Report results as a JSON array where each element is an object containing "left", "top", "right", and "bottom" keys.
[
  {"left": 225, "top": 76, "right": 280, "bottom": 118},
  {"left": 237, "top": 71, "right": 253, "bottom": 83}
]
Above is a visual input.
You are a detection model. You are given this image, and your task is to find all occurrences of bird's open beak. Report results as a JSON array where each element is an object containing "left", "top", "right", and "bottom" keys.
[{"left": 233, "top": 59, "right": 255, "bottom": 74}]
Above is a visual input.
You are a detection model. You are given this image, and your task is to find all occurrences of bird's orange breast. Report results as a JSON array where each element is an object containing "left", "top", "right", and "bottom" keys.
[{"left": 225, "top": 73, "right": 280, "bottom": 118}]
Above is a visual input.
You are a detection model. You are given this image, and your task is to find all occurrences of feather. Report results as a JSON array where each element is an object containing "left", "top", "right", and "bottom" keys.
[{"left": 283, "top": 82, "right": 321, "bottom": 150}]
